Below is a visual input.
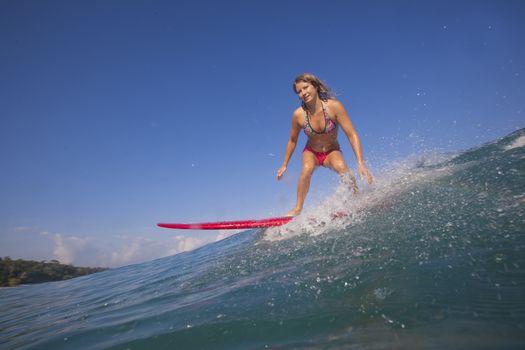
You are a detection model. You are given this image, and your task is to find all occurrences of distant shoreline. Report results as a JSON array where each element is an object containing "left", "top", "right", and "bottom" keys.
[{"left": 0, "top": 257, "right": 108, "bottom": 287}]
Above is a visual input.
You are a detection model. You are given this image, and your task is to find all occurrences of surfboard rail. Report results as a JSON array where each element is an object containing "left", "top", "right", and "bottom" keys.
[{"left": 157, "top": 216, "right": 294, "bottom": 230}]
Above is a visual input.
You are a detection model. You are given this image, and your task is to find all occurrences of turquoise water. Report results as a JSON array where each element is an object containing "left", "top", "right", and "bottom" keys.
[{"left": 1, "top": 129, "right": 524, "bottom": 349}]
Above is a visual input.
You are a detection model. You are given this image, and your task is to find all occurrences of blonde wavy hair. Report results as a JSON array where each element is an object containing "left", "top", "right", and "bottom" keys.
[{"left": 293, "top": 73, "right": 333, "bottom": 103}]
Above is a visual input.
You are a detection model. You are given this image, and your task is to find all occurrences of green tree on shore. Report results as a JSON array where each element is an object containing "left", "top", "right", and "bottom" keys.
[{"left": 0, "top": 257, "right": 108, "bottom": 287}]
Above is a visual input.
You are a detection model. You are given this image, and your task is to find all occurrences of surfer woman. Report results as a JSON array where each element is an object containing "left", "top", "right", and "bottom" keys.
[{"left": 277, "top": 73, "right": 373, "bottom": 217}]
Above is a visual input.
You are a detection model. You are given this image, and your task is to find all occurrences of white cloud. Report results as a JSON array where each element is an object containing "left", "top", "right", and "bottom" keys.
[
  {"left": 53, "top": 234, "right": 101, "bottom": 265},
  {"left": 10, "top": 226, "right": 49, "bottom": 236},
  {"left": 51, "top": 232, "right": 225, "bottom": 268},
  {"left": 12, "top": 226, "right": 38, "bottom": 233}
]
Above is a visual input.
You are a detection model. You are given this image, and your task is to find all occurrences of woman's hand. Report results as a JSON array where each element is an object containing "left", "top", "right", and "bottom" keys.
[
  {"left": 276, "top": 165, "right": 287, "bottom": 180},
  {"left": 357, "top": 162, "right": 373, "bottom": 184}
]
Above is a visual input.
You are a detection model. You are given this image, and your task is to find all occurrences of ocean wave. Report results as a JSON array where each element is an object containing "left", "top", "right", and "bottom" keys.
[{"left": 1, "top": 129, "right": 524, "bottom": 349}]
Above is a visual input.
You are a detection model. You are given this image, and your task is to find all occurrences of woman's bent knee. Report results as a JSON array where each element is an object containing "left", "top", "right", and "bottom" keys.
[{"left": 331, "top": 161, "right": 349, "bottom": 175}]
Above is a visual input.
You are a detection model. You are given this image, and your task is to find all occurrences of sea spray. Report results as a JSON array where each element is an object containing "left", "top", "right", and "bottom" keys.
[{"left": 264, "top": 150, "right": 457, "bottom": 241}]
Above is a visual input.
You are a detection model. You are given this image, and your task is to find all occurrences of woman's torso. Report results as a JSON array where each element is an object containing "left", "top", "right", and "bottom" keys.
[{"left": 300, "top": 100, "right": 340, "bottom": 152}]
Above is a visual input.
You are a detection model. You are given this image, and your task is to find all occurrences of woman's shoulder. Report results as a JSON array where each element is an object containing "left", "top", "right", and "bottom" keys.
[
  {"left": 292, "top": 106, "right": 305, "bottom": 118},
  {"left": 326, "top": 98, "right": 344, "bottom": 109},
  {"left": 291, "top": 106, "right": 306, "bottom": 127},
  {"left": 326, "top": 98, "right": 347, "bottom": 114}
]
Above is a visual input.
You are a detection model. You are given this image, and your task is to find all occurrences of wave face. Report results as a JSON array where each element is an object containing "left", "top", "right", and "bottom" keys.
[{"left": 1, "top": 129, "right": 524, "bottom": 349}]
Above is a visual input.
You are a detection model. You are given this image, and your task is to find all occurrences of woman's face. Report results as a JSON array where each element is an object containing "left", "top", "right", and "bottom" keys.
[{"left": 295, "top": 81, "right": 317, "bottom": 104}]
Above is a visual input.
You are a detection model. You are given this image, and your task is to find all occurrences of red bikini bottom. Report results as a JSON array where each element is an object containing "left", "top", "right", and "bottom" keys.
[{"left": 303, "top": 146, "right": 341, "bottom": 166}]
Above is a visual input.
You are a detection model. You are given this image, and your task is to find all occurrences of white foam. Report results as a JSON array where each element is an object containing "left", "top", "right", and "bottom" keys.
[
  {"left": 262, "top": 152, "right": 456, "bottom": 242},
  {"left": 504, "top": 135, "right": 525, "bottom": 151}
]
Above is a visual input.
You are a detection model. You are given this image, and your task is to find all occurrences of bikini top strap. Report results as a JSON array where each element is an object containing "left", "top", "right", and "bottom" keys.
[
  {"left": 305, "top": 102, "right": 330, "bottom": 134},
  {"left": 321, "top": 101, "right": 329, "bottom": 120}
]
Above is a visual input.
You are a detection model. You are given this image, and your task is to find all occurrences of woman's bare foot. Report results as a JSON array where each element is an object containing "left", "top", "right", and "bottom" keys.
[{"left": 286, "top": 207, "right": 302, "bottom": 217}]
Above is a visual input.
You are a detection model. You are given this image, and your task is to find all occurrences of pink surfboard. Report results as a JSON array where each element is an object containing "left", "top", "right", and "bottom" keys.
[
  {"left": 157, "top": 216, "right": 294, "bottom": 230},
  {"left": 157, "top": 211, "right": 349, "bottom": 230}
]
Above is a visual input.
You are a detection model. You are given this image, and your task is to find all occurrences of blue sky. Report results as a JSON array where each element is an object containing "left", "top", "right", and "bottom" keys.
[{"left": 1, "top": 0, "right": 523, "bottom": 267}]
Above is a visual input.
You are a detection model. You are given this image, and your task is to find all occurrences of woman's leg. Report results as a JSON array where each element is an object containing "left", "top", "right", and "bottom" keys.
[
  {"left": 324, "top": 151, "right": 357, "bottom": 192},
  {"left": 287, "top": 151, "right": 318, "bottom": 216}
]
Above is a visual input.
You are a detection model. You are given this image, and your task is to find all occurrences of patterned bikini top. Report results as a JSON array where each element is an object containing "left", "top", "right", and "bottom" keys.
[{"left": 303, "top": 103, "right": 338, "bottom": 136}]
